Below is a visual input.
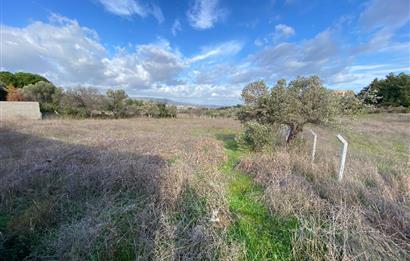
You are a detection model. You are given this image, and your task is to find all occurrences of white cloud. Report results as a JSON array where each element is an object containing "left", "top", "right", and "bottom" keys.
[
  {"left": 171, "top": 19, "right": 182, "bottom": 36},
  {"left": 2, "top": 14, "right": 106, "bottom": 85},
  {"left": 254, "top": 23, "right": 295, "bottom": 47},
  {"left": 2, "top": 5, "right": 409, "bottom": 105},
  {"left": 275, "top": 24, "right": 295, "bottom": 38},
  {"left": 187, "top": 0, "right": 227, "bottom": 30},
  {"left": 355, "top": 0, "right": 410, "bottom": 54},
  {"left": 149, "top": 3, "right": 165, "bottom": 24},
  {"left": 1, "top": 15, "right": 182, "bottom": 89},
  {"left": 189, "top": 41, "right": 243, "bottom": 63},
  {"left": 359, "top": 0, "right": 409, "bottom": 30},
  {"left": 137, "top": 42, "right": 186, "bottom": 83},
  {"left": 98, "top": 0, "right": 164, "bottom": 23},
  {"left": 329, "top": 63, "right": 410, "bottom": 91},
  {"left": 249, "top": 29, "right": 351, "bottom": 84},
  {"left": 0, "top": 15, "right": 244, "bottom": 104}
]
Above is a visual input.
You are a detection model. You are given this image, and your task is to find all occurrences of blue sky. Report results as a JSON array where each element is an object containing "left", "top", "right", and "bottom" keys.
[{"left": 1, "top": 0, "right": 409, "bottom": 105}]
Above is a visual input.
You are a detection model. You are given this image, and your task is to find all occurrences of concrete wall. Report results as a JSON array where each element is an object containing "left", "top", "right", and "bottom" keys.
[{"left": 0, "top": 102, "right": 42, "bottom": 120}]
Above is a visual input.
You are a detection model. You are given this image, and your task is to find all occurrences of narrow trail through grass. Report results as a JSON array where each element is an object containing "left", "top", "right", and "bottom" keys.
[{"left": 216, "top": 132, "right": 297, "bottom": 261}]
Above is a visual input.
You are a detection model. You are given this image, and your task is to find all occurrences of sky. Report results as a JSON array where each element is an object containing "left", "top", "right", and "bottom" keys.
[{"left": 1, "top": 0, "right": 409, "bottom": 105}]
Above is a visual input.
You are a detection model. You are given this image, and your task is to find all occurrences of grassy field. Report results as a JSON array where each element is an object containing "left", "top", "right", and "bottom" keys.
[{"left": 0, "top": 114, "right": 409, "bottom": 260}]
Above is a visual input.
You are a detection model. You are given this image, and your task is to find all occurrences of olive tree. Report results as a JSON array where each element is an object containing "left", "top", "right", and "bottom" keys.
[
  {"left": 106, "top": 89, "right": 128, "bottom": 118},
  {"left": 239, "top": 76, "right": 337, "bottom": 142},
  {"left": 22, "top": 81, "right": 63, "bottom": 112},
  {"left": 60, "top": 87, "right": 105, "bottom": 117}
]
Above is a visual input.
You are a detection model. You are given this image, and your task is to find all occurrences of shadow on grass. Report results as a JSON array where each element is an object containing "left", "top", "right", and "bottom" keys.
[{"left": 0, "top": 127, "right": 188, "bottom": 260}]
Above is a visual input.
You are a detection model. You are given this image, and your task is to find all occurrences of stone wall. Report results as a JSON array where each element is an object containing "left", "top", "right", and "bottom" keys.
[{"left": 0, "top": 102, "right": 42, "bottom": 120}]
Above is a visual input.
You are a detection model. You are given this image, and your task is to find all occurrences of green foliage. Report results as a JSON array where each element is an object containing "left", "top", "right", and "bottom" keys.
[
  {"left": 22, "top": 81, "right": 61, "bottom": 112},
  {"left": 241, "top": 80, "right": 269, "bottom": 106},
  {"left": 106, "top": 89, "right": 128, "bottom": 118},
  {"left": 157, "top": 103, "right": 177, "bottom": 118},
  {"left": 0, "top": 71, "right": 50, "bottom": 89},
  {"left": 0, "top": 71, "right": 17, "bottom": 87},
  {"left": 238, "top": 121, "right": 274, "bottom": 151},
  {"left": 22, "top": 81, "right": 55, "bottom": 103},
  {"left": 14, "top": 72, "right": 50, "bottom": 88},
  {"left": 239, "top": 76, "right": 337, "bottom": 142},
  {"left": 0, "top": 71, "right": 51, "bottom": 100},
  {"left": 59, "top": 87, "right": 105, "bottom": 117},
  {"left": 56, "top": 87, "right": 178, "bottom": 119},
  {"left": 338, "top": 92, "right": 364, "bottom": 115},
  {"left": 358, "top": 72, "right": 410, "bottom": 107}
]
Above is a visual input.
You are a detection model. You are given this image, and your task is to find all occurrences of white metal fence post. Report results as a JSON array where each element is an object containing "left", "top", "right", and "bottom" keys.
[
  {"left": 285, "top": 127, "right": 290, "bottom": 142},
  {"left": 336, "top": 134, "right": 348, "bottom": 181},
  {"left": 309, "top": 129, "right": 317, "bottom": 163}
]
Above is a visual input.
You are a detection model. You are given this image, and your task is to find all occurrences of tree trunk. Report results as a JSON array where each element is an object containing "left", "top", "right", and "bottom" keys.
[{"left": 286, "top": 124, "right": 302, "bottom": 143}]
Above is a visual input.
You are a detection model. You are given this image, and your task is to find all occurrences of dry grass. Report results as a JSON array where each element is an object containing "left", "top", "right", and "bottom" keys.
[
  {"left": 238, "top": 113, "right": 410, "bottom": 260},
  {"left": 0, "top": 118, "right": 241, "bottom": 260},
  {"left": 1, "top": 114, "right": 409, "bottom": 260}
]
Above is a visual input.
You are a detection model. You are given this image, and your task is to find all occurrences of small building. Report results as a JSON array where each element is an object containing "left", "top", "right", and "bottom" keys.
[{"left": 0, "top": 101, "right": 42, "bottom": 120}]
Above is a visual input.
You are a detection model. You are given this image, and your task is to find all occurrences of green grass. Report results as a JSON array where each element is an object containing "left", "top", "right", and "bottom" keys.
[{"left": 216, "top": 131, "right": 297, "bottom": 260}]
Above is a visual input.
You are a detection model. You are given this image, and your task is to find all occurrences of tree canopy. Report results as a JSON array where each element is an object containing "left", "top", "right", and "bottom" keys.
[
  {"left": 239, "top": 76, "right": 337, "bottom": 142},
  {"left": 358, "top": 73, "right": 410, "bottom": 107},
  {"left": 0, "top": 71, "right": 51, "bottom": 101}
]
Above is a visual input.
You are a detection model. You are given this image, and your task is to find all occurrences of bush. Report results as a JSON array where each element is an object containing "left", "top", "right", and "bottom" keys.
[
  {"left": 338, "top": 93, "right": 364, "bottom": 115},
  {"left": 238, "top": 121, "right": 275, "bottom": 151},
  {"left": 22, "top": 81, "right": 61, "bottom": 113},
  {"left": 5, "top": 85, "right": 24, "bottom": 101},
  {"left": 106, "top": 89, "right": 128, "bottom": 118},
  {"left": 59, "top": 87, "right": 106, "bottom": 117}
]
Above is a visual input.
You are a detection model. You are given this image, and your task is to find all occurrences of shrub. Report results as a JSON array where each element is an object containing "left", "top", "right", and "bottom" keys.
[
  {"left": 22, "top": 81, "right": 62, "bottom": 113},
  {"left": 338, "top": 93, "right": 364, "bottom": 115},
  {"left": 5, "top": 85, "right": 24, "bottom": 101},
  {"left": 59, "top": 87, "right": 106, "bottom": 117},
  {"left": 238, "top": 121, "right": 275, "bottom": 151},
  {"left": 106, "top": 89, "right": 128, "bottom": 118}
]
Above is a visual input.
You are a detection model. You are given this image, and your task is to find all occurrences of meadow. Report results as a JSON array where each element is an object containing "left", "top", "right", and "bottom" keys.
[{"left": 0, "top": 113, "right": 409, "bottom": 260}]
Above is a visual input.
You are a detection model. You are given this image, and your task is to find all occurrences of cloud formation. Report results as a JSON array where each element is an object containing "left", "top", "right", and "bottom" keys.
[
  {"left": 275, "top": 24, "right": 295, "bottom": 38},
  {"left": 1, "top": 15, "right": 181, "bottom": 88},
  {"left": 2, "top": 0, "right": 409, "bottom": 105},
  {"left": 359, "top": 0, "right": 409, "bottom": 30},
  {"left": 98, "top": 0, "right": 164, "bottom": 23},
  {"left": 171, "top": 19, "right": 182, "bottom": 36},
  {"left": 355, "top": 0, "right": 410, "bottom": 54},
  {"left": 250, "top": 29, "right": 347, "bottom": 84},
  {"left": 187, "top": 0, "right": 227, "bottom": 30},
  {"left": 189, "top": 41, "right": 243, "bottom": 63},
  {"left": 1, "top": 14, "right": 243, "bottom": 104}
]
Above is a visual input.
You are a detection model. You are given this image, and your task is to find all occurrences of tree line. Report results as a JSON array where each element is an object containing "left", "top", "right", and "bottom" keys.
[
  {"left": 0, "top": 71, "right": 177, "bottom": 118},
  {"left": 357, "top": 72, "right": 410, "bottom": 107},
  {"left": 1, "top": 71, "right": 408, "bottom": 122}
]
